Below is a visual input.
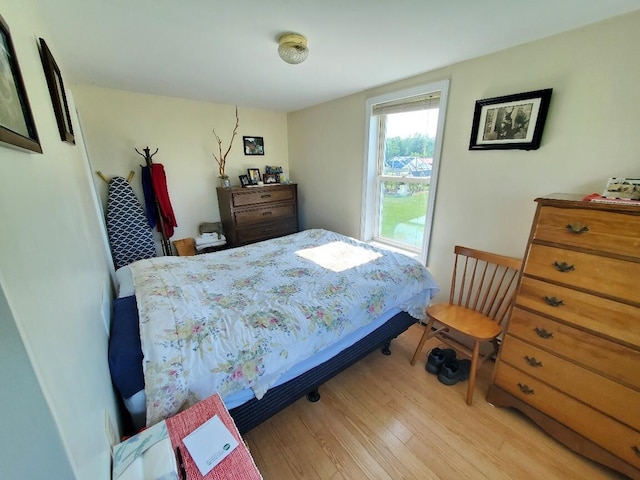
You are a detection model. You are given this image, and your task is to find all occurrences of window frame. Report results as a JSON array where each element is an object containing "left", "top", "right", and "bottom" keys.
[{"left": 361, "top": 79, "right": 450, "bottom": 263}]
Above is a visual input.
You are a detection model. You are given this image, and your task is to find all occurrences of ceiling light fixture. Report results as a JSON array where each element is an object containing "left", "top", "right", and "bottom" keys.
[{"left": 277, "top": 33, "right": 309, "bottom": 65}]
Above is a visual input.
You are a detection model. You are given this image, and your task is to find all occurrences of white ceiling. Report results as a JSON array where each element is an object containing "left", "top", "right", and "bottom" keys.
[{"left": 37, "top": 0, "right": 640, "bottom": 112}]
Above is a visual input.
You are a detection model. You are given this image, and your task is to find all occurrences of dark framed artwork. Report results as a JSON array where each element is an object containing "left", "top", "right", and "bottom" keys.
[
  {"left": 243, "top": 136, "right": 264, "bottom": 155},
  {"left": 469, "top": 88, "right": 552, "bottom": 151},
  {"left": 39, "top": 38, "right": 75, "bottom": 144},
  {"left": 0, "top": 14, "right": 42, "bottom": 153},
  {"left": 239, "top": 174, "right": 250, "bottom": 187},
  {"left": 247, "top": 168, "right": 261, "bottom": 185},
  {"left": 263, "top": 173, "right": 279, "bottom": 184}
]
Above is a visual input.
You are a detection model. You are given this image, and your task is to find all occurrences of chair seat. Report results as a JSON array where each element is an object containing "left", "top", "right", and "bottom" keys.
[{"left": 427, "top": 303, "right": 502, "bottom": 341}]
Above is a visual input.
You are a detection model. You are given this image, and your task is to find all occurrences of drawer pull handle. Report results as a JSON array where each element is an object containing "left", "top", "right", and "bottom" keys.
[
  {"left": 543, "top": 296, "right": 564, "bottom": 307},
  {"left": 524, "top": 356, "right": 542, "bottom": 367},
  {"left": 260, "top": 194, "right": 272, "bottom": 199},
  {"left": 565, "top": 223, "right": 589, "bottom": 234},
  {"left": 553, "top": 261, "right": 575, "bottom": 273},
  {"left": 633, "top": 446, "right": 640, "bottom": 457},
  {"left": 534, "top": 327, "right": 554, "bottom": 339},
  {"left": 262, "top": 211, "right": 273, "bottom": 216},
  {"left": 517, "top": 383, "right": 535, "bottom": 395}
]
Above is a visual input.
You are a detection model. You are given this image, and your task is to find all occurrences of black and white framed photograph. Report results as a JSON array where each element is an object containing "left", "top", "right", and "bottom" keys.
[
  {"left": 247, "top": 168, "right": 261, "bottom": 185},
  {"left": 239, "top": 174, "right": 250, "bottom": 187},
  {"left": 243, "top": 136, "right": 264, "bottom": 155},
  {"left": 469, "top": 88, "right": 552, "bottom": 150},
  {"left": 263, "top": 173, "right": 279, "bottom": 184},
  {"left": 39, "top": 38, "right": 75, "bottom": 144},
  {"left": 0, "top": 14, "right": 42, "bottom": 153}
]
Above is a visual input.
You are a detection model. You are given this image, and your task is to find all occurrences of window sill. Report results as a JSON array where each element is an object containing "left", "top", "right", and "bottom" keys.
[{"left": 368, "top": 240, "right": 421, "bottom": 261}]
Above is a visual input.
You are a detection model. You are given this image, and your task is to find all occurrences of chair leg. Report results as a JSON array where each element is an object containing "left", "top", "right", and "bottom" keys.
[
  {"left": 466, "top": 340, "right": 481, "bottom": 405},
  {"left": 410, "top": 318, "right": 436, "bottom": 365}
]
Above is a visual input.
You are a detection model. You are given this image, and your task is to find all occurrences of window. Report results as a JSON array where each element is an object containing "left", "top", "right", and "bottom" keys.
[{"left": 361, "top": 80, "right": 449, "bottom": 263}]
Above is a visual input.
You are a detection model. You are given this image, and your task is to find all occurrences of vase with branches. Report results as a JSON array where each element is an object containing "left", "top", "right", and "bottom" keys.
[{"left": 212, "top": 106, "right": 239, "bottom": 187}]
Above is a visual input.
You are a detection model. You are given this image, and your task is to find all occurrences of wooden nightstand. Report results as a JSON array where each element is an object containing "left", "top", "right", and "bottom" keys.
[{"left": 174, "top": 238, "right": 228, "bottom": 256}]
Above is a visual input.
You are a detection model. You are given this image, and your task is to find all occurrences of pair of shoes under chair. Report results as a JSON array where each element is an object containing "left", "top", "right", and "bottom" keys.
[{"left": 426, "top": 347, "right": 471, "bottom": 386}]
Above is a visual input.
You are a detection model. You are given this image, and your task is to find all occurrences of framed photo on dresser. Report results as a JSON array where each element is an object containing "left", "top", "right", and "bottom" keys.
[{"left": 247, "top": 168, "right": 261, "bottom": 185}]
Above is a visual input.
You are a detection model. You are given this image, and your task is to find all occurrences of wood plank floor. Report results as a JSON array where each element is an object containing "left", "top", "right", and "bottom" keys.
[{"left": 243, "top": 323, "right": 626, "bottom": 479}]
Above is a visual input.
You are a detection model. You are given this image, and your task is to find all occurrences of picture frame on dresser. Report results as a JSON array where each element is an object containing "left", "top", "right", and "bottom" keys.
[
  {"left": 239, "top": 174, "right": 250, "bottom": 187},
  {"left": 0, "top": 14, "right": 42, "bottom": 153},
  {"left": 38, "top": 37, "right": 75, "bottom": 144},
  {"left": 247, "top": 168, "right": 261, "bottom": 185},
  {"left": 469, "top": 88, "right": 552, "bottom": 151},
  {"left": 263, "top": 173, "right": 279, "bottom": 184}
]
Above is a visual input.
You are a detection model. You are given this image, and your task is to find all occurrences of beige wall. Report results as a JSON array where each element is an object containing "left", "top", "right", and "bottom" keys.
[
  {"left": 0, "top": 1, "right": 117, "bottom": 478},
  {"left": 71, "top": 86, "right": 289, "bottom": 247},
  {"left": 2, "top": 3, "right": 639, "bottom": 478},
  {"left": 289, "top": 11, "right": 640, "bottom": 300}
]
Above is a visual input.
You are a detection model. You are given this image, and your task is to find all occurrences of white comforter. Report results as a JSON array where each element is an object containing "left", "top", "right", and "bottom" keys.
[{"left": 130, "top": 229, "right": 439, "bottom": 425}]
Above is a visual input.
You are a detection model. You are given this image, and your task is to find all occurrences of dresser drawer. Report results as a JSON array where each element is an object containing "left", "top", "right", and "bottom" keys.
[
  {"left": 500, "top": 335, "right": 640, "bottom": 431},
  {"left": 508, "top": 307, "right": 640, "bottom": 389},
  {"left": 494, "top": 362, "right": 640, "bottom": 469},
  {"left": 234, "top": 203, "right": 296, "bottom": 226},
  {"left": 231, "top": 187, "right": 295, "bottom": 207},
  {"left": 534, "top": 205, "right": 640, "bottom": 258},
  {"left": 236, "top": 218, "right": 298, "bottom": 245},
  {"left": 515, "top": 277, "right": 640, "bottom": 347},
  {"left": 525, "top": 244, "right": 640, "bottom": 304}
]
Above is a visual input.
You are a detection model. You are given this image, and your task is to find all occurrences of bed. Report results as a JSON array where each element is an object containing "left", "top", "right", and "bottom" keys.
[{"left": 108, "top": 229, "right": 439, "bottom": 433}]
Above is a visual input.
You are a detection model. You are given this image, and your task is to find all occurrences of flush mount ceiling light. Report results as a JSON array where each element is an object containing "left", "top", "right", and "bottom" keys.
[{"left": 277, "top": 33, "right": 309, "bottom": 64}]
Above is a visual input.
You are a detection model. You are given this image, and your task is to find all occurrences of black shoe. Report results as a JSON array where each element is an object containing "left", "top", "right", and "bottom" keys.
[
  {"left": 438, "top": 358, "right": 471, "bottom": 385},
  {"left": 425, "top": 347, "right": 456, "bottom": 374}
]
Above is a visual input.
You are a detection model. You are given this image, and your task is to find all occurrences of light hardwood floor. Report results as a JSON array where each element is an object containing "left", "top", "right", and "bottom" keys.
[{"left": 243, "top": 323, "right": 626, "bottom": 479}]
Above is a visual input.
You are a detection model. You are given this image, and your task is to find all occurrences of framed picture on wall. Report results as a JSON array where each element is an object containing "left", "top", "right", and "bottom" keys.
[
  {"left": 469, "top": 89, "right": 552, "bottom": 151},
  {"left": 243, "top": 136, "right": 264, "bottom": 155},
  {"left": 0, "top": 14, "right": 42, "bottom": 153},
  {"left": 39, "top": 38, "right": 75, "bottom": 144}
]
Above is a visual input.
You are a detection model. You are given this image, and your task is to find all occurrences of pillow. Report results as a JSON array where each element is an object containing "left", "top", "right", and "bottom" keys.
[
  {"left": 115, "top": 266, "right": 135, "bottom": 298},
  {"left": 108, "top": 295, "right": 144, "bottom": 399}
]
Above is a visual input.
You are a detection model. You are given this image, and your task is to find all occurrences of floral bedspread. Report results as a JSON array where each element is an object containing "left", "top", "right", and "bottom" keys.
[{"left": 130, "top": 229, "right": 439, "bottom": 426}]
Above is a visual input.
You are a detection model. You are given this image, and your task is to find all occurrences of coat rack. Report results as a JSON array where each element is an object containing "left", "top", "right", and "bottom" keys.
[{"left": 135, "top": 146, "right": 172, "bottom": 257}]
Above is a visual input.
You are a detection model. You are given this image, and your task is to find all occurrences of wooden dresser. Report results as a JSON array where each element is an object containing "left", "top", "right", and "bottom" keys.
[
  {"left": 487, "top": 194, "right": 640, "bottom": 479},
  {"left": 216, "top": 183, "right": 298, "bottom": 247}
]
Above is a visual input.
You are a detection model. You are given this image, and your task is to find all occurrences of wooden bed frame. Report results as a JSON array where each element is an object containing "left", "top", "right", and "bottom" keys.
[{"left": 229, "top": 311, "right": 416, "bottom": 434}]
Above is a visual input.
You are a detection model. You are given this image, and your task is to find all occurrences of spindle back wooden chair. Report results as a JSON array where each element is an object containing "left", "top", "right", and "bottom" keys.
[{"left": 411, "top": 245, "right": 522, "bottom": 404}]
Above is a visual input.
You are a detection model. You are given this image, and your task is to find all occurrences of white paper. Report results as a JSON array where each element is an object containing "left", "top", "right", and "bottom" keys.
[
  {"left": 112, "top": 420, "right": 178, "bottom": 480},
  {"left": 182, "top": 415, "right": 239, "bottom": 476}
]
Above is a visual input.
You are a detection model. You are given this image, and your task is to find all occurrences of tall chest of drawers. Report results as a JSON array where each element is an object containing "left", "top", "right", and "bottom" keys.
[
  {"left": 216, "top": 183, "right": 298, "bottom": 247},
  {"left": 487, "top": 194, "right": 640, "bottom": 479}
]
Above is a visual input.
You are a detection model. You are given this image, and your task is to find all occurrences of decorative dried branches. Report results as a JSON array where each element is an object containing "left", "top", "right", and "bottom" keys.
[{"left": 212, "top": 106, "right": 239, "bottom": 177}]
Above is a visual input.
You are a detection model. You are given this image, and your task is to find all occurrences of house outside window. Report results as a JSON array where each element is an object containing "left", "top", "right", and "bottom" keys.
[{"left": 361, "top": 80, "right": 449, "bottom": 263}]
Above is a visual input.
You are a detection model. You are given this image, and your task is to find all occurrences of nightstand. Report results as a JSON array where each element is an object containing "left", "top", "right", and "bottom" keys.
[{"left": 166, "top": 394, "right": 262, "bottom": 479}]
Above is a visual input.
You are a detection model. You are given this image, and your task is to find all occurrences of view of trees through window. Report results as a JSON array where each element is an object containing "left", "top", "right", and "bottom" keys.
[{"left": 378, "top": 109, "right": 438, "bottom": 250}]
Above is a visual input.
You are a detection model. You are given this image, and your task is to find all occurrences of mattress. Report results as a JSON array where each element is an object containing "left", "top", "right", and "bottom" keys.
[
  {"left": 109, "top": 301, "right": 413, "bottom": 430},
  {"left": 109, "top": 229, "right": 439, "bottom": 428}
]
